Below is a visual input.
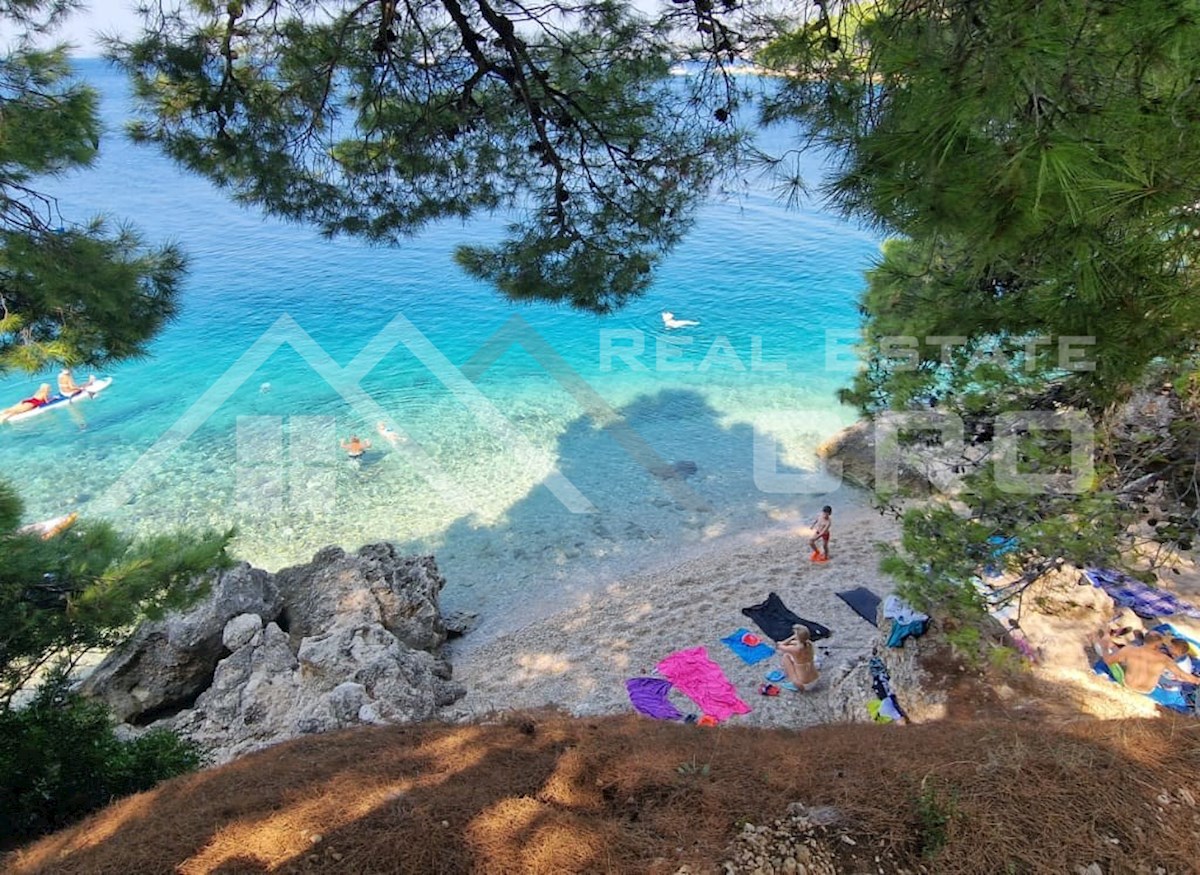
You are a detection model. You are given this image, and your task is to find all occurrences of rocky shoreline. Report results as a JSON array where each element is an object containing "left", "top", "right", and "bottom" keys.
[
  {"left": 82, "top": 498, "right": 948, "bottom": 764},
  {"left": 83, "top": 544, "right": 470, "bottom": 765}
]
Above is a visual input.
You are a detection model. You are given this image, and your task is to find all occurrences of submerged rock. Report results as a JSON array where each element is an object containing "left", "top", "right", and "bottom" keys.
[{"left": 650, "top": 460, "right": 699, "bottom": 480}]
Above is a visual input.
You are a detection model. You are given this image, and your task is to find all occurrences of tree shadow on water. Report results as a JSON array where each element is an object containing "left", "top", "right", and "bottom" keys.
[{"left": 429, "top": 387, "right": 842, "bottom": 627}]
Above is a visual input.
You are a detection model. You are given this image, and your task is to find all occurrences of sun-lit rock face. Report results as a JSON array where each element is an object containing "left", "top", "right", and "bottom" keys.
[{"left": 81, "top": 543, "right": 466, "bottom": 764}]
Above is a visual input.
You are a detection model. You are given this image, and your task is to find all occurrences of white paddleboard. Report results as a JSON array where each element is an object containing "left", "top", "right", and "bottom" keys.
[{"left": 4, "top": 377, "right": 113, "bottom": 423}]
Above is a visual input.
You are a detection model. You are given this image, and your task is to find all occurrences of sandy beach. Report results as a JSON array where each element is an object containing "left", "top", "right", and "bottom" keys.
[{"left": 444, "top": 499, "right": 904, "bottom": 728}]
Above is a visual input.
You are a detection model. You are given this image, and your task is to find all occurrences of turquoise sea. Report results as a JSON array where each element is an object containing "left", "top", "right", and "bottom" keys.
[{"left": 0, "top": 60, "right": 880, "bottom": 634}]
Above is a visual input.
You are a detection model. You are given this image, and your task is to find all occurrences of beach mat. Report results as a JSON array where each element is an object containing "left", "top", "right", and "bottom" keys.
[
  {"left": 741, "top": 592, "right": 832, "bottom": 643},
  {"left": 656, "top": 646, "right": 750, "bottom": 722},
  {"left": 1084, "top": 568, "right": 1200, "bottom": 620},
  {"left": 837, "top": 586, "right": 883, "bottom": 627},
  {"left": 625, "top": 677, "right": 684, "bottom": 721},
  {"left": 720, "top": 628, "right": 776, "bottom": 665}
]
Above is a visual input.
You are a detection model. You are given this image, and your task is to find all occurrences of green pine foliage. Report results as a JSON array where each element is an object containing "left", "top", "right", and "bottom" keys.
[
  {"left": 768, "top": 0, "right": 1200, "bottom": 408},
  {"left": 106, "top": 0, "right": 749, "bottom": 310},
  {"left": 0, "top": 669, "right": 203, "bottom": 843},
  {"left": 0, "top": 480, "right": 234, "bottom": 705},
  {"left": 762, "top": 0, "right": 1200, "bottom": 623},
  {"left": 0, "top": 37, "right": 186, "bottom": 373},
  {"left": 0, "top": 478, "right": 228, "bottom": 841}
]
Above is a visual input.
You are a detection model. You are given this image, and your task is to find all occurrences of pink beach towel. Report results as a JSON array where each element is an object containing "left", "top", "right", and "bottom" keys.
[{"left": 656, "top": 646, "right": 750, "bottom": 722}]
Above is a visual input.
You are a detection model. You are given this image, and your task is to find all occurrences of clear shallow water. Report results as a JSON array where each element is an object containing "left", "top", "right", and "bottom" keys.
[{"left": 0, "top": 60, "right": 880, "bottom": 634}]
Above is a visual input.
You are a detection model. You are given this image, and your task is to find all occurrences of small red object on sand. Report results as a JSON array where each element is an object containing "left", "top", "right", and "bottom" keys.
[
  {"left": 741, "top": 633, "right": 761, "bottom": 647},
  {"left": 759, "top": 683, "right": 781, "bottom": 697},
  {"left": 697, "top": 715, "right": 719, "bottom": 727}
]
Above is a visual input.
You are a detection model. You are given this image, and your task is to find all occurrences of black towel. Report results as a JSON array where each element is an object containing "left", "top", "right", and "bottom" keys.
[
  {"left": 836, "top": 586, "right": 883, "bottom": 627},
  {"left": 741, "top": 592, "right": 833, "bottom": 642}
]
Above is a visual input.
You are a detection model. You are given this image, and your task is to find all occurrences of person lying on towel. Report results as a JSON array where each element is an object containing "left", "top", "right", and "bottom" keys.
[
  {"left": 1093, "top": 629, "right": 1200, "bottom": 694},
  {"left": 776, "top": 625, "right": 820, "bottom": 692}
]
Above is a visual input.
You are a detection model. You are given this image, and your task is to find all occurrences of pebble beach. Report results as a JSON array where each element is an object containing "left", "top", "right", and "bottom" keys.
[{"left": 445, "top": 499, "right": 904, "bottom": 728}]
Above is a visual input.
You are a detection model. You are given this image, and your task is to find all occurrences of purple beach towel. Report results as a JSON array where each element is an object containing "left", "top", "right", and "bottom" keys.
[
  {"left": 625, "top": 677, "right": 684, "bottom": 721},
  {"left": 656, "top": 646, "right": 750, "bottom": 722},
  {"left": 720, "top": 628, "right": 777, "bottom": 665}
]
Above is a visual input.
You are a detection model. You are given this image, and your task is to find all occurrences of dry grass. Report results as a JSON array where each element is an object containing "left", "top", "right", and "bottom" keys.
[{"left": 6, "top": 711, "right": 1200, "bottom": 874}]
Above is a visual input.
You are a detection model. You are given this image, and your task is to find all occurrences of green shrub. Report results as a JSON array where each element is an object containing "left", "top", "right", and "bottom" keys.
[
  {"left": 914, "top": 781, "right": 958, "bottom": 858},
  {"left": 943, "top": 623, "right": 984, "bottom": 668},
  {"left": 0, "top": 670, "right": 202, "bottom": 843},
  {"left": 987, "top": 644, "right": 1029, "bottom": 677}
]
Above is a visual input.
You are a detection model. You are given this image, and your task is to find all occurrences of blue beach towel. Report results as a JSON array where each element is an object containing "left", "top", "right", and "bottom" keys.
[
  {"left": 887, "top": 619, "right": 928, "bottom": 648},
  {"left": 983, "top": 535, "right": 1018, "bottom": 576},
  {"left": 883, "top": 595, "right": 929, "bottom": 648},
  {"left": 1084, "top": 568, "right": 1200, "bottom": 620},
  {"left": 1091, "top": 660, "right": 1194, "bottom": 715},
  {"left": 720, "top": 628, "right": 776, "bottom": 665}
]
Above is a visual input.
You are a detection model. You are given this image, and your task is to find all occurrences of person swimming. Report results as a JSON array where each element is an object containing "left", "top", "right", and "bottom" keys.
[
  {"left": 376, "top": 421, "right": 403, "bottom": 446},
  {"left": 340, "top": 435, "right": 371, "bottom": 459},
  {"left": 661, "top": 311, "right": 699, "bottom": 329}
]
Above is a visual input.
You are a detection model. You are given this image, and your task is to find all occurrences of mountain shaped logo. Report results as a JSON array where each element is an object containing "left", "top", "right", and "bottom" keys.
[{"left": 96, "top": 312, "right": 710, "bottom": 516}]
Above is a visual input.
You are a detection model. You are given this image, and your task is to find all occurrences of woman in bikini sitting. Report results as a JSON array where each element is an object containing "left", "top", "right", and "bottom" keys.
[
  {"left": 57, "top": 368, "right": 95, "bottom": 398},
  {"left": 777, "top": 624, "right": 820, "bottom": 692},
  {"left": 0, "top": 384, "right": 52, "bottom": 422}
]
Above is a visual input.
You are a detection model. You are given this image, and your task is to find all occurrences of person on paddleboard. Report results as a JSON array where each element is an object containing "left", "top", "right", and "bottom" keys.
[
  {"left": 0, "top": 384, "right": 52, "bottom": 422},
  {"left": 57, "top": 368, "right": 96, "bottom": 398}
]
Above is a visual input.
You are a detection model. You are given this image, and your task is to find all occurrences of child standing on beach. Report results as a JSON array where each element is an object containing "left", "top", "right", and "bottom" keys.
[{"left": 809, "top": 505, "right": 832, "bottom": 562}]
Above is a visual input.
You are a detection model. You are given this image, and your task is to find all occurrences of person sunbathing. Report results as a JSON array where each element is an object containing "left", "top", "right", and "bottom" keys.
[
  {"left": 1094, "top": 630, "right": 1200, "bottom": 694},
  {"left": 0, "top": 384, "right": 52, "bottom": 422},
  {"left": 776, "top": 624, "right": 819, "bottom": 692}
]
